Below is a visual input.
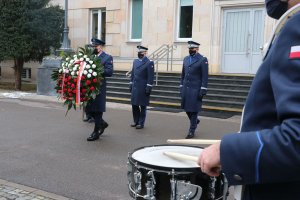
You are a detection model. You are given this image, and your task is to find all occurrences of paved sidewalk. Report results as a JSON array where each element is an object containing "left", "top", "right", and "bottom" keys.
[{"left": 0, "top": 179, "right": 72, "bottom": 200}]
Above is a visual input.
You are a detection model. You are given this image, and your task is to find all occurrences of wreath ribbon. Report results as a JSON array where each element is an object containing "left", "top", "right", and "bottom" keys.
[{"left": 75, "top": 61, "right": 87, "bottom": 107}]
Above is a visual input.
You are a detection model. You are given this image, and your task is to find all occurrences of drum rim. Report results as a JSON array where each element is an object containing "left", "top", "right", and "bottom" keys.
[{"left": 128, "top": 144, "right": 203, "bottom": 173}]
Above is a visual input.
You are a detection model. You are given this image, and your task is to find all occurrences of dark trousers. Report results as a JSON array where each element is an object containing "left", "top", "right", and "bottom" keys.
[
  {"left": 90, "top": 112, "right": 105, "bottom": 131},
  {"left": 186, "top": 112, "right": 198, "bottom": 133},
  {"left": 132, "top": 105, "right": 147, "bottom": 126}
]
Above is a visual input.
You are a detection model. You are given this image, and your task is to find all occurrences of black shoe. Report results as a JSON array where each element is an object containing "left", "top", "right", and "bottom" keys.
[
  {"left": 99, "top": 122, "right": 109, "bottom": 136},
  {"left": 135, "top": 125, "right": 144, "bottom": 129},
  {"left": 88, "top": 118, "right": 95, "bottom": 123},
  {"left": 197, "top": 119, "right": 200, "bottom": 124},
  {"left": 83, "top": 116, "right": 92, "bottom": 122},
  {"left": 185, "top": 132, "right": 195, "bottom": 139},
  {"left": 87, "top": 131, "right": 100, "bottom": 141},
  {"left": 130, "top": 123, "right": 137, "bottom": 127}
]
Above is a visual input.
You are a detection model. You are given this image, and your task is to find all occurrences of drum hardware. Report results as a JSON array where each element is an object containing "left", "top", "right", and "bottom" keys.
[
  {"left": 127, "top": 161, "right": 133, "bottom": 182},
  {"left": 221, "top": 174, "right": 229, "bottom": 200},
  {"left": 176, "top": 180, "right": 202, "bottom": 200},
  {"left": 208, "top": 177, "right": 216, "bottom": 200},
  {"left": 134, "top": 171, "right": 142, "bottom": 194},
  {"left": 170, "top": 175, "right": 176, "bottom": 200},
  {"left": 144, "top": 171, "right": 156, "bottom": 200},
  {"left": 144, "top": 180, "right": 156, "bottom": 200}
]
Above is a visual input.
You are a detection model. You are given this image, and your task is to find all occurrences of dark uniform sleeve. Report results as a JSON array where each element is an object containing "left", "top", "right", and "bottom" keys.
[
  {"left": 130, "top": 61, "right": 134, "bottom": 83},
  {"left": 103, "top": 55, "right": 113, "bottom": 77},
  {"left": 180, "top": 58, "right": 186, "bottom": 87},
  {"left": 201, "top": 57, "right": 208, "bottom": 89},
  {"left": 220, "top": 13, "right": 300, "bottom": 186},
  {"left": 147, "top": 61, "right": 154, "bottom": 87}
]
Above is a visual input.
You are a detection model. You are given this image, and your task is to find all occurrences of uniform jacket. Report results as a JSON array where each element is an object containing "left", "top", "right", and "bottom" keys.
[
  {"left": 220, "top": 12, "right": 300, "bottom": 200},
  {"left": 86, "top": 51, "right": 113, "bottom": 112},
  {"left": 130, "top": 57, "right": 154, "bottom": 106},
  {"left": 180, "top": 53, "right": 208, "bottom": 112}
]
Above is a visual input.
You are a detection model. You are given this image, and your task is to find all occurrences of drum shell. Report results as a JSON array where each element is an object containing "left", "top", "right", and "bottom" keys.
[{"left": 127, "top": 145, "right": 226, "bottom": 200}]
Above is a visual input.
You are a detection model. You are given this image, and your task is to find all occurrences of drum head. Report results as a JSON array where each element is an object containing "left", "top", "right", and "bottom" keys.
[{"left": 130, "top": 145, "right": 202, "bottom": 171}]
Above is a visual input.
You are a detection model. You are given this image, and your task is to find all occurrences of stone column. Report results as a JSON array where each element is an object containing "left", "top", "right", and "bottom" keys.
[{"left": 37, "top": 56, "right": 61, "bottom": 96}]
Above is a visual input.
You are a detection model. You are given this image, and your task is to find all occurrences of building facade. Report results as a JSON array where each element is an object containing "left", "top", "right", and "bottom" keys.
[
  {"left": 50, "top": 0, "right": 275, "bottom": 74},
  {"left": 0, "top": 0, "right": 276, "bottom": 82}
]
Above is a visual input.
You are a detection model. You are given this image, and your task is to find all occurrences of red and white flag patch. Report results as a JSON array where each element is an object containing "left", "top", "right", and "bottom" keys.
[{"left": 290, "top": 46, "right": 300, "bottom": 59}]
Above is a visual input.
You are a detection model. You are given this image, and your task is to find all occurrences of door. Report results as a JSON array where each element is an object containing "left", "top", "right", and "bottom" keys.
[{"left": 222, "top": 8, "right": 265, "bottom": 74}]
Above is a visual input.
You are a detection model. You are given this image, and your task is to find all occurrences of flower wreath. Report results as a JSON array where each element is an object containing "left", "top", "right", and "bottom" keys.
[{"left": 52, "top": 47, "right": 104, "bottom": 114}]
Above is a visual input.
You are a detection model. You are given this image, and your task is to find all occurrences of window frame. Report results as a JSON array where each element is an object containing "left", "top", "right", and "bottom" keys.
[
  {"left": 89, "top": 9, "right": 106, "bottom": 42},
  {"left": 176, "top": 0, "right": 193, "bottom": 42},
  {"left": 129, "top": 0, "right": 143, "bottom": 42},
  {"left": 22, "top": 68, "right": 31, "bottom": 80}
]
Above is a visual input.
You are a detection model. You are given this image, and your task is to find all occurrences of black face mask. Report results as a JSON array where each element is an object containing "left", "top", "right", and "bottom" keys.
[
  {"left": 138, "top": 52, "right": 144, "bottom": 59},
  {"left": 93, "top": 48, "right": 98, "bottom": 55},
  {"left": 189, "top": 49, "right": 197, "bottom": 56},
  {"left": 265, "top": 0, "right": 288, "bottom": 19}
]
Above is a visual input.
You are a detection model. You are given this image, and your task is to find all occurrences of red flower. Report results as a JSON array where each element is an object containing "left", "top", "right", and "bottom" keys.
[
  {"left": 86, "top": 80, "right": 91, "bottom": 85},
  {"left": 68, "top": 76, "right": 72, "bottom": 80},
  {"left": 74, "top": 78, "right": 77, "bottom": 82},
  {"left": 93, "top": 78, "right": 97, "bottom": 83},
  {"left": 81, "top": 76, "right": 85, "bottom": 81},
  {"left": 68, "top": 93, "right": 73, "bottom": 97},
  {"left": 72, "top": 90, "right": 76, "bottom": 94},
  {"left": 81, "top": 88, "right": 87, "bottom": 93},
  {"left": 68, "top": 89, "right": 72, "bottom": 93},
  {"left": 90, "top": 86, "right": 95, "bottom": 91},
  {"left": 71, "top": 84, "right": 75, "bottom": 88}
]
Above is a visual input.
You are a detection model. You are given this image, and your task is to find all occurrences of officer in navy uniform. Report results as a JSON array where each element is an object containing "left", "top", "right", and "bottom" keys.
[
  {"left": 198, "top": 1, "right": 300, "bottom": 199},
  {"left": 86, "top": 38, "right": 113, "bottom": 141},
  {"left": 129, "top": 45, "right": 154, "bottom": 129},
  {"left": 180, "top": 41, "right": 208, "bottom": 139}
]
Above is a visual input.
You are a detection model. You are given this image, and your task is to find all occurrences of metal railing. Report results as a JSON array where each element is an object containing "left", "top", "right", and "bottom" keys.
[{"left": 149, "top": 44, "right": 177, "bottom": 85}]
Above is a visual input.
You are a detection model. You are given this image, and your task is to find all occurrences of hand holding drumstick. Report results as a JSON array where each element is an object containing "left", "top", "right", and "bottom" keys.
[
  {"left": 166, "top": 139, "right": 222, "bottom": 176},
  {"left": 198, "top": 141, "right": 222, "bottom": 177}
]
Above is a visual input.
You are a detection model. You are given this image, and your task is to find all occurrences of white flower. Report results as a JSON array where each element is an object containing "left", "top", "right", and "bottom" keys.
[
  {"left": 73, "top": 66, "right": 77, "bottom": 71},
  {"left": 80, "top": 58, "right": 84, "bottom": 61},
  {"left": 89, "top": 61, "right": 93, "bottom": 64},
  {"left": 73, "top": 55, "right": 77, "bottom": 58},
  {"left": 75, "top": 64, "right": 79, "bottom": 68},
  {"left": 92, "top": 64, "right": 96, "bottom": 69},
  {"left": 85, "top": 58, "right": 90, "bottom": 62},
  {"left": 70, "top": 59, "right": 74, "bottom": 63},
  {"left": 88, "top": 69, "right": 93, "bottom": 73},
  {"left": 86, "top": 64, "right": 91, "bottom": 69},
  {"left": 59, "top": 69, "right": 62, "bottom": 73},
  {"left": 71, "top": 71, "right": 75, "bottom": 76},
  {"left": 64, "top": 69, "right": 69, "bottom": 73},
  {"left": 83, "top": 70, "right": 88, "bottom": 75},
  {"left": 92, "top": 72, "right": 97, "bottom": 76},
  {"left": 83, "top": 55, "right": 88, "bottom": 58},
  {"left": 66, "top": 57, "right": 70, "bottom": 61},
  {"left": 79, "top": 53, "right": 83, "bottom": 56},
  {"left": 87, "top": 74, "right": 92, "bottom": 78}
]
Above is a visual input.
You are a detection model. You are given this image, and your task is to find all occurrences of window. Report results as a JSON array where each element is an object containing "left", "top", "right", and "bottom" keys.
[
  {"left": 22, "top": 68, "right": 31, "bottom": 79},
  {"left": 90, "top": 9, "right": 106, "bottom": 42},
  {"left": 177, "top": 0, "right": 193, "bottom": 40},
  {"left": 130, "top": 0, "right": 143, "bottom": 41}
]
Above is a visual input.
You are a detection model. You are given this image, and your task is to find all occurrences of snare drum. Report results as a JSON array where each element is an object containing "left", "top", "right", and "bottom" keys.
[{"left": 127, "top": 145, "right": 228, "bottom": 200}]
